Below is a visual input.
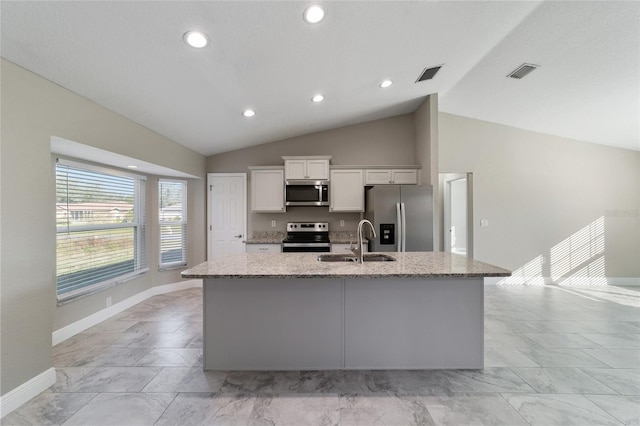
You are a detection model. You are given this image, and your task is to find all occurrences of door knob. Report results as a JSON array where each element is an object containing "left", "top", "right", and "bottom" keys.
[{"left": 234, "top": 234, "right": 243, "bottom": 238}]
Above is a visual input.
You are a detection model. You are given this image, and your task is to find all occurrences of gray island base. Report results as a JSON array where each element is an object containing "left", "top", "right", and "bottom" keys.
[{"left": 182, "top": 252, "right": 510, "bottom": 371}]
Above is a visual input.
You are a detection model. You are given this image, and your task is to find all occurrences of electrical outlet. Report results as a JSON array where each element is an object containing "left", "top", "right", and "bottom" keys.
[
  {"left": 271, "top": 220, "right": 276, "bottom": 228},
  {"left": 106, "top": 296, "right": 112, "bottom": 307},
  {"left": 340, "top": 220, "right": 345, "bottom": 227}
]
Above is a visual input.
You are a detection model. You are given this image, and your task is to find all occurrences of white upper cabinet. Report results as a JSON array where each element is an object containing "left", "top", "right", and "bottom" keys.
[
  {"left": 251, "top": 168, "right": 285, "bottom": 212},
  {"left": 305, "top": 160, "right": 330, "bottom": 180},
  {"left": 283, "top": 156, "right": 331, "bottom": 180},
  {"left": 364, "top": 169, "right": 418, "bottom": 185},
  {"left": 284, "top": 160, "right": 307, "bottom": 180},
  {"left": 389, "top": 169, "right": 418, "bottom": 184},
  {"left": 330, "top": 169, "right": 364, "bottom": 212}
]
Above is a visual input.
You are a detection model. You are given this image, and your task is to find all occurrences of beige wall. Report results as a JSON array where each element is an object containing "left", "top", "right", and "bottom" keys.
[
  {"left": 439, "top": 112, "right": 640, "bottom": 279},
  {"left": 414, "top": 94, "right": 440, "bottom": 249},
  {"left": 414, "top": 94, "right": 439, "bottom": 186},
  {"left": 207, "top": 114, "right": 418, "bottom": 235},
  {"left": 0, "top": 59, "right": 206, "bottom": 396},
  {"left": 208, "top": 114, "right": 417, "bottom": 170}
]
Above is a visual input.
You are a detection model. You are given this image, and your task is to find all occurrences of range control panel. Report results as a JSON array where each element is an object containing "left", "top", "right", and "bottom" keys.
[{"left": 286, "top": 222, "right": 329, "bottom": 233}]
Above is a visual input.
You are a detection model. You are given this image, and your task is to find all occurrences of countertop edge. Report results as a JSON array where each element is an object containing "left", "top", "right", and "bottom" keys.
[
  {"left": 181, "top": 252, "right": 512, "bottom": 280},
  {"left": 181, "top": 272, "right": 511, "bottom": 279}
]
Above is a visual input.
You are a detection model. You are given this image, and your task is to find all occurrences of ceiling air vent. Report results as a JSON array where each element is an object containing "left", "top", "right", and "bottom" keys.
[
  {"left": 416, "top": 65, "right": 443, "bottom": 82},
  {"left": 507, "top": 63, "right": 539, "bottom": 79}
]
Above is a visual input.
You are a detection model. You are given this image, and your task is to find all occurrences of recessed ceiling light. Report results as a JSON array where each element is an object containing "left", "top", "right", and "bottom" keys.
[
  {"left": 183, "top": 30, "right": 209, "bottom": 48},
  {"left": 380, "top": 80, "right": 393, "bottom": 88},
  {"left": 127, "top": 165, "right": 138, "bottom": 169},
  {"left": 243, "top": 109, "right": 256, "bottom": 117},
  {"left": 303, "top": 5, "right": 325, "bottom": 23},
  {"left": 311, "top": 94, "right": 324, "bottom": 103}
]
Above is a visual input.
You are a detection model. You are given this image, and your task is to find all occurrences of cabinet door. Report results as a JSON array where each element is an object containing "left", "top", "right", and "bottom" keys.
[
  {"left": 246, "top": 244, "right": 281, "bottom": 253},
  {"left": 252, "top": 169, "right": 285, "bottom": 212},
  {"left": 306, "top": 160, "right": 329, "bottom": 180},
  {"left": 365, "top": 169, "right": 418, "bottom": 185},
  {"left": 330, "top": 170, "right": 364, "bottom": 212},
  {"left": 391, "top": 169, "right": 418, "bottom": 184},
  {"left": 284, "top": 160, "right": 307, "bottom": 180},
  {"left": 365, "top": 170, "right": 393, "bottom": 185}
]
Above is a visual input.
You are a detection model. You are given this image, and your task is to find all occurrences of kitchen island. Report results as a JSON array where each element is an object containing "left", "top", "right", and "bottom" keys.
[{"left": 182, "top": 252, "right": 510, "bottom": 371}]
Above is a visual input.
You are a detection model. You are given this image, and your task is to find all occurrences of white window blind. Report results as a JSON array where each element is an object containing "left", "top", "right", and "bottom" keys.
[
  {"left": 56, "top": 159, "right": 147, "bottom": 301},
  {"left": 159, "top": 179, "right": 187, "bottom": 269}
]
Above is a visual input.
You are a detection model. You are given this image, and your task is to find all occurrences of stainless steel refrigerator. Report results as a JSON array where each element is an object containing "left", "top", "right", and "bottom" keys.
[{"left": 365, "top": 185, "right": 433, "bottom": 252}]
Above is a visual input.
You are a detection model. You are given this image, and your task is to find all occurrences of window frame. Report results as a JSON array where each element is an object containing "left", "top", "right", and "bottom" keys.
[
  {"left": 158, "top": 178, "right": 188, "bottom": 270},
  {"left": 55, "top": 158, "right": 148, "bottom": 303}
]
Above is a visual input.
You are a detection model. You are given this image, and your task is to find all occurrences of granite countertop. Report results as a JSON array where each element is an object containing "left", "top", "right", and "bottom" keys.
[
  {"left": 244, "top": 231, "right": 361, "bottom": 244},
  {"left": 244, "top": 231, "right": 286, "bottom": 244},
  {"left": 328, "top": 231, "right": 358, "bottom": 244},
  {"left": 182, "top": 252, "right": 511, "bottom": 279}
]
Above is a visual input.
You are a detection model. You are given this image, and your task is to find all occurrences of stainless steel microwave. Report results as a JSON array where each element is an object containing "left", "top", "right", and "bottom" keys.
[{"left": 285, "top": 180, "right": 329, "bottom": 206}]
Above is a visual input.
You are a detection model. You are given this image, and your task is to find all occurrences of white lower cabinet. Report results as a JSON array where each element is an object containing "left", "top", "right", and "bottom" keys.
[
  {"left": 329, "top": 169, "right": 364, "bottom": 212},
  {"left": 246, "top": 244, "right": 282, "bottom": 253}
]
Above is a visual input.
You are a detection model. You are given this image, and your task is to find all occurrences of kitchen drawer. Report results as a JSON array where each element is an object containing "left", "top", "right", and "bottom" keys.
[{"left": 246, "top": 244, "right": 282, "bottom": 253}]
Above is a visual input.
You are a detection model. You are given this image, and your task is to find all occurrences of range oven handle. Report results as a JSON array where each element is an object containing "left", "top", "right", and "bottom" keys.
[{"left": 281, "top": 243, "right": 331, "bottom": 247}]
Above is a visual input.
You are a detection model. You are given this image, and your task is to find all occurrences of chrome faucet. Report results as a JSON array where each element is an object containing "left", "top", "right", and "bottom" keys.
[{"left": 351, "top": 219, "right": 376, "bottom": 264}]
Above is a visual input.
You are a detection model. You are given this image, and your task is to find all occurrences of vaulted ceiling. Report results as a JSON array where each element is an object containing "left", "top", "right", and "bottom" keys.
[{"left": 2, "top": 1, "right": 638, "bottom": 155}]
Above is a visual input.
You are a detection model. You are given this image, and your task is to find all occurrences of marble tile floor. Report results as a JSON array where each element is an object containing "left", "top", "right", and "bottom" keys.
[{"left": 3, "top": 284, "right": 639, "bottom": 425}]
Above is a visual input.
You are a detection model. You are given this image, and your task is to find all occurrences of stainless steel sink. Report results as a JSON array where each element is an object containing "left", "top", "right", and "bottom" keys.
[
  {"left": 362, "top": 254, "right": 396, "bottom": 262},
  {"left": 317, "top": 254, "right": 395, "bottom": 262},
  {"left": 317, "top": 254, "right": 357, "bottom": 262}
]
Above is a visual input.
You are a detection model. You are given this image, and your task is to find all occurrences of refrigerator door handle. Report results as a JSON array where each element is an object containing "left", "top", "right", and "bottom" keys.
[
  {"left": 396, "top": 202, "right": 402, "bottom": 253},
  {"left": 401, "top": 202, "right": 407, "bottom": 252}
]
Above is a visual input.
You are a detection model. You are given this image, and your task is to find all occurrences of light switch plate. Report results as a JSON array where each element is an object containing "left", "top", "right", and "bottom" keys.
[{"left": 480, "top": 219, "right": 489, "bottom": 227}]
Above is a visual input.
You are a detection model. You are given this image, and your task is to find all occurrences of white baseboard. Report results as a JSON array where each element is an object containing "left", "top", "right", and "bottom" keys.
[
  {"left": 0, "top": 368, "right": 56, "bottom": 418},
  {"left": 485, "top": 276, "right": 639, "bottom": 286},
  {"left": 608, "top": 277, "right": 640, "bottom": 286},
  {"left": 52, "top": 279, "right": 202, "bottom": 346}
]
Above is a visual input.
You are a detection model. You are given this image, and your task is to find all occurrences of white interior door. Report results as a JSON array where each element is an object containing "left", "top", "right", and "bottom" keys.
[
  {"left": 442, "top": 173, "right": 474, "bottom": 258},
  {"left": 208, "top": 173, "right": 247, "bottom": 259}
]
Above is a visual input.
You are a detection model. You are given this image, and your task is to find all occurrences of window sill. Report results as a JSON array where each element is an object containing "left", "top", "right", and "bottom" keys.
[
  {"left": 56, "top": 268, "right": 149, "bottom": 306},
  {"left": 158, "top": 263, "right": 188, "bottom": 272}
]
